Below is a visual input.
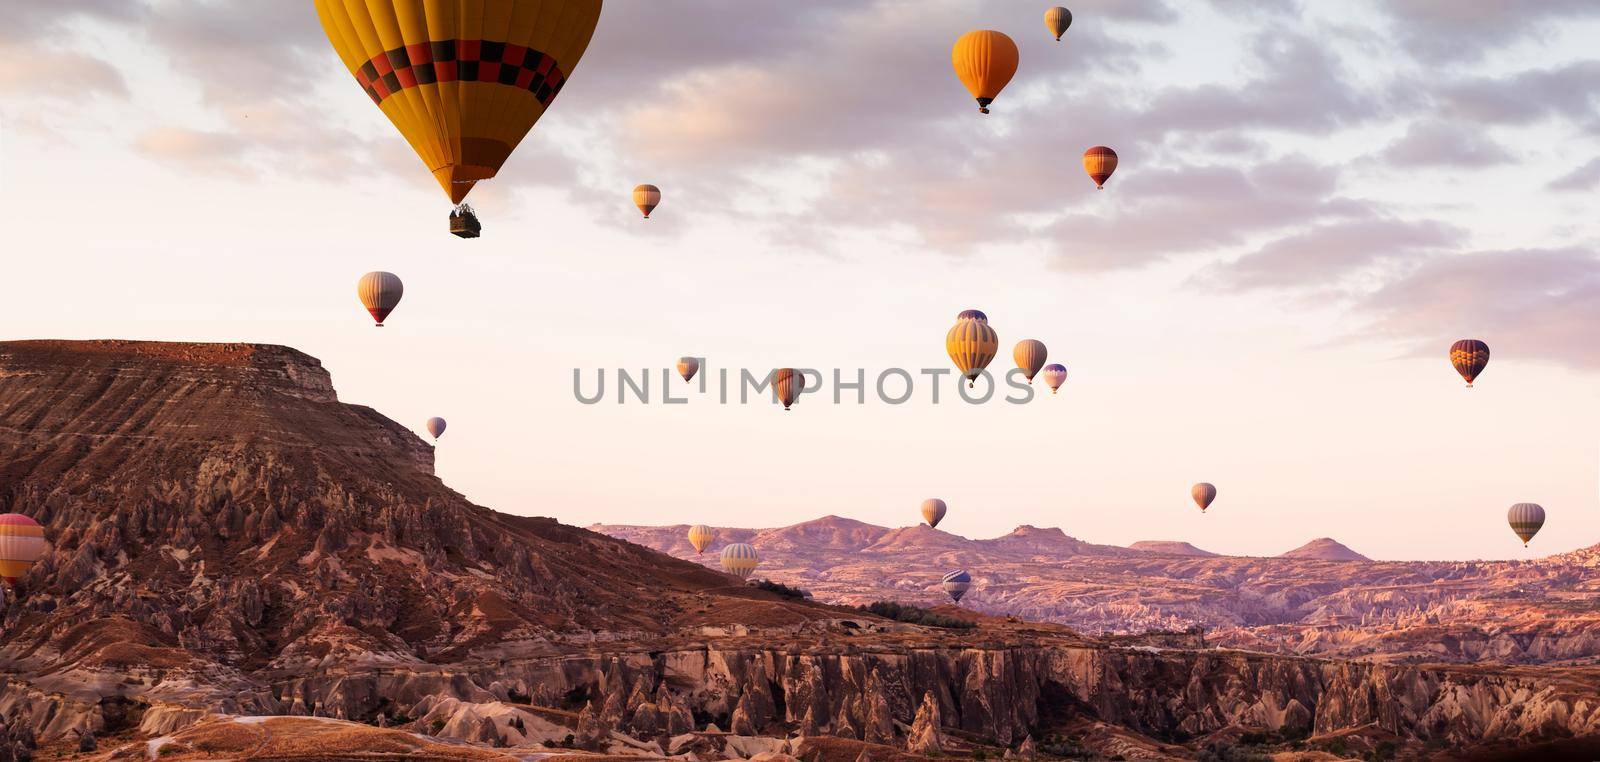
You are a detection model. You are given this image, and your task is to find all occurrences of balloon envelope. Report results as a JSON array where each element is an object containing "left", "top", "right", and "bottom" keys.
[
  {"left": 357, "top": 271, "right": 403, "bottom": 326},
  {"left": 1041, "top": 363, "right": 1068, "bottom": 394},
  {"left": 677, "top": 357, "right": 700, "bottom": 383},
  {"left": 946, "top": 310, "right": 999, "bottom": 388},
  {"left": 921, "top": 498, "right": 948, "bottom": 528},
  {"left": 1508, "top": 503, "right": 1545, "bottom": 546},
  {"left": 1191, "top": 483, "right": 1216, "bottom": 512},
  {"left": 1014, "top": 339, "right": 1048, "bottom": 383},
  {"left": 313, "top": 0, "right": 603, "bottom": 204},
  {"left": 942, "top": 569, "right": 972, "bottom": 603},
  {"left": 1044, "top": 7, "right": 1072, "bottom": 40},
  {"left": 688, "top": 524, "right": 715, "bottom": 554},
  {"left": 1083, "top": 146, "right": 1118, "bottom": 188},
  {"left": 951, "top": 30, "right": 1018, "bottom": 113},
  {"left": 426, "top": 417, "right": 446, "bottom": 439},
  {"left": 720, "top": 543, "right": 759, "bottom": 580},
  {"left": 1450, "top": 339, "right": 1490, "bottom": 387},
  {"left": 773, "top": 368, "right": 803, "bottom": 410},
  {"left": 0, "top": 514, "right": 45, "bottom": 584},
  {"left": 633, "top": 184, "right": 661, "bottom": 218}
]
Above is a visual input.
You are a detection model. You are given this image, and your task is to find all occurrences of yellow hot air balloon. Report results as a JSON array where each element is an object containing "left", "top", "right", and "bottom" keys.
[
  {"left": 1014, "top": 339, "right": 1047, "bottom": 384},
  {"left": 946, "top": 310, "right": 999, "bottom": 388},
  {"left": 951, "top": 30, "right": 1019, "bottom": 114},
  {"left": 314, "top": 1, "right": 602, "bottom": 232},
  {"left": 358, "top": 271, "right": 403, "bottom": 327},
  {"left": 687, "top": 524, "right": 715, "bottom": 554},
  {"left": 720, "top": 543, "right": 759, "bottom": 580},
  {"left": 1044, "top": 7, "right": 1072, "bottom": 41},
  {"left": 1083, "top": 146, "right": 1118, "bottom": 189},
  {"left": 633, "top": 184, "right": 661, "bottom": 219},
  {"left": 0, "top": 514, "right": 45, "bottom": 586}
]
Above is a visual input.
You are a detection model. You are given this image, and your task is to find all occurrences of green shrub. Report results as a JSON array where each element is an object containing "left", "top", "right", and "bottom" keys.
[
  {"left": 855, "top": 601, "right": 976, "bottom": 630},
  {"left": 753, "top": 579, "right": 809, "bottom": 600}
]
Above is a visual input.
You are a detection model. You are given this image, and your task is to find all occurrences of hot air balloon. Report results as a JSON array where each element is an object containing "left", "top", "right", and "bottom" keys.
[
  {"left": 1508, "top": 503, "right": 1545, "bottom": 547},
  {"left": 720, "top": 543, "right": 759, "bottom": 580},
  {"left": 677, "top": 357, "right": 700, "bottom": 384},
  {"left": 1014, "top": 339, "right": 1048, "bottom": 384},
  {"left": 688, "top": 524, "right": 715, "bottom": 555},
  {"left": 921, "top": 498, "right": 948, "bottom": 528},
  {"left": 0, "top": 514, "right": 45, "bottom": 586},
  {"left": 1044, "top": 7, "right": 1072, "bottom": 41},
  {"left": 942, "top": 569, "right": 972, "bottom": 603},
  {"left": 426, "top": 417, "right": 446, "bottom": 440},
  {"left": 1450, "top": 339, "right": 1490, "bottom": 387},
  {"left": 1083, "top": 146, "right": 1118, "bottom": 189},
  {"left": 773, "top": 368, "right": 803, "bottom": 411},
  {"left": 633, "top": 184, "right": 661, "bottom": 219},
  {"left": 313, "top": 1, "right": 603, "bottom": 236},
  {"left": 357, "top": 271, "right": 403, "bottom": 327},
  {"left": 1041, "top": 363, "right": 1068, "bottom": 394},
  {"left": 946, "top": 310, "right": 999, "bottom": 388},
  {"left": 951, "top": 31, "right": 1019, "bottom": 114},
  {"left": 1191, "top": 483, "right": 1216, "bottom": 513}
]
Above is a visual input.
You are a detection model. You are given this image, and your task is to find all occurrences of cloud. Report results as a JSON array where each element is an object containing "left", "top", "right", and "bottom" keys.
[
  {"left": 1434, "top": 61, "right": 1600, "bottom": 128},
  {"left": 0, "top": 46, "right": 126, "bottom": 99},
  {"left": 1548, "top": 158, "right": 1600, "bottom": 191},
  {"left": 1206, "top": 218, "right": 1464, "bottom": 290},
  {"left": 1379, "top": 120, "right": 1512, "bottom": 168},
  {"left": 1379, "top": 0, "right": 1600, "bottom": 63},
  {"left": 1360, "top": 247, "right": 1600, "bottom": 368}
]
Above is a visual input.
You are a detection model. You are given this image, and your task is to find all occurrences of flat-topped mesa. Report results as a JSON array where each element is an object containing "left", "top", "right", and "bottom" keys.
[{"left": 0, "top": 339, "right": 430, "bottom": 473}]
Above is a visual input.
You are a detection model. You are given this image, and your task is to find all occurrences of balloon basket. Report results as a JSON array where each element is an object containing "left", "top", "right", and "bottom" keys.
[{"left": 449, "top": 206, "right": 482, "bottom": 238}]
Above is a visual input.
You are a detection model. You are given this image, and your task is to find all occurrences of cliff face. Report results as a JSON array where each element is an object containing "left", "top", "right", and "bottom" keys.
[{"left": 0, "top": 341, "right": 1595, "bottom": 761}]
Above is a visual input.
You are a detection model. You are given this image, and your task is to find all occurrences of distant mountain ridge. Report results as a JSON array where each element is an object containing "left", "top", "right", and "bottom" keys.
[{"left": 1129, "top": 540, "right": 1218, "bottom": 557}]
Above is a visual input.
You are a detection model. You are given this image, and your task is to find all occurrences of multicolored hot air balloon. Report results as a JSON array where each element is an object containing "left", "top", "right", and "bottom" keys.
[
  {"left": 688, "top": 524, "right": 715, "bottom": 555},
  {"left": 1191, "top": 483, "right": 1216, "bottom": 513},
  {"left": 313, "top": 0, "right": 603, "bottom": 233},
  {"left": 677, "top": 357, "right": 700, "bottom": 384},
  {"left": 1041, "top": 363, "right": 1068, "bottom": 394},
  {"left": 720, "top": 542, "right": 759, "bottom": 580},
  {"left": 633, "top": 184, "right": 661, "bottom": 219},
  {"left": 947, "top": 310, "right": 999, "bottom": 388},
  {"left": 357, "top": 271, "right": 403, "bottom": 327},
  {"left": 0, "top": 514, "right": 45, "bottom": 586},
  {"left": 921, "top": 498, "right": 948, "bottom": 528},
  {"left": 951, "top": 31, "right": 1018, "bottom": 114},
  {"left": 1083, "top": 146, "right": 1118, "bottom": 189},
  {"left": 426, "top": 417, "right": 446, "bottom": 440},
  {"left": 1450, "top": 339, "right": 1490, "bottom": 387},
  {"left": 942, "top": 569, "right": 972, "bottom": 603},
  {"left": 1508, "top": 503, "right": 1545, "bottom": 547},
  {"left": 1014, "top": 339, "right": 1048, "bottom": 384},
  {"left": 773, "top": 368, "right": 803, "bottom": 411},
  {"left": 1044, "top": 7, "right": 1072, "bottom": 41}
]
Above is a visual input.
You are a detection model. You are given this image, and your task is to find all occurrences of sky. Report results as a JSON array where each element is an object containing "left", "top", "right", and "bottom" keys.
[{"left": 2, "top": 1, "right": 1599, "bottom": 561}]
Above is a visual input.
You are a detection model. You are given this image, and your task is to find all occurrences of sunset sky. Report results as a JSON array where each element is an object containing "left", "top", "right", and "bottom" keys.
[{"left": 3, "top": 1, "right": 1599, "bottom": 561}]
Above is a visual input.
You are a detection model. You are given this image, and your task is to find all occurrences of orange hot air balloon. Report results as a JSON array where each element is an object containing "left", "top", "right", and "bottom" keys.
[
  {"left": 0, "top": 514, "right": 45, "bottom": 586},
  {"left": 357, "top": 271, "right": 403, "bottom": 327},
  {"left": 633, "top": 184, "right": 661, "bottom": 218},
  {"left": 1449, "top": 339, "right": 1489, "bottom": 387},
  {"left": 1191, "top": 483, "right": 1216, "bottom": 513},
  {"left": 1083, "top": 146, "right": 1118, "bottom": 189},
  {"left": 313, "top": 1, "right": 602, "bottom": 225},
  {"left": 951, "top": 30, "right": 1019, "bottom": 114},
  {"left": 773, "top": 368, "right": 803, "bottom": 411}
]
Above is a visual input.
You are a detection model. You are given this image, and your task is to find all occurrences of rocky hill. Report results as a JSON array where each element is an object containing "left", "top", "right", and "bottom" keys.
[
  {"left": 0, "top": 341, "right": 1596, "bottom": 761},
  {"left": 1278, "top": 537, "right": 1371, "bottom": 561},
  {"left": 1130, "top": 541, "right": 1219, "bottom": 557}
]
